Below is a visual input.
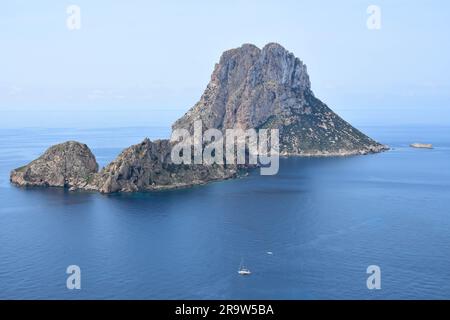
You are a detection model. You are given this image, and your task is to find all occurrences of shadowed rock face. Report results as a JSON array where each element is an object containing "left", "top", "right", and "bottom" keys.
[
  {"left": 95, "top": 138, "right": 238, "bottom": 193},
  {"left": 10, "top": 43, "right": 388, "bottom": 193},
  {"left": 11, "top": 139, "right": 239, "bottom": 193},
  {"left": 10, "top": 141, "right": 98, "bottom": 189},
  {"left": 173, "top": 43, "right": 387, "bottom": 156}
]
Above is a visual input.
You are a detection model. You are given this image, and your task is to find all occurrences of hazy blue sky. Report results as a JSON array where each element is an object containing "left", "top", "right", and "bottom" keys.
[{"left": 1, "top": 0, "right": 449, "bottom": 127}]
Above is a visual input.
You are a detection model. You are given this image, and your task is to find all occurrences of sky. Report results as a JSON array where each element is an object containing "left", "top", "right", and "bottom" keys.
[{"left": 1, "top": 0, "right": 450, "bottom": 128}]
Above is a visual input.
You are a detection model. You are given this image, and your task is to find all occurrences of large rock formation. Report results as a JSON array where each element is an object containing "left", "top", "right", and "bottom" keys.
[
  {"left": 173, "top": 43, "right": 387, "bottom": 156},
  {"left": 10, "top": 139, "right": 238, "bottom": 193},
  {"left": 10, "top": 43, "right": 388, "bottom": 193},
  {"left": 95, "top": 138, "right": 238, "bottom": 193},
  {"left": 10, "top": 141, "right": 98, "bottom": 188}
]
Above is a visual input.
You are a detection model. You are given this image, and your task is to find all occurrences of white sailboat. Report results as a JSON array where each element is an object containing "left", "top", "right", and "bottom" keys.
[{"left": 238, "top": 259, "right": 251, "bottom": 275}]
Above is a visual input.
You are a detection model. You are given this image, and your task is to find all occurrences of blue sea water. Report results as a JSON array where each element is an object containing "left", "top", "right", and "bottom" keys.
[{"left": 0, "top": 125, "right": 450, "bottom": 299}]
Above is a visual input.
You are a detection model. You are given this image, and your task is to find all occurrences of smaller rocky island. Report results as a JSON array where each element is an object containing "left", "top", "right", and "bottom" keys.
[
  {"left": 410, "top": 143, "right": 433, "bottom": 149},
  {"left": 10, "top": 140, "right": 239, "bottom": 193},
  {"left": 10, "top": 141, "right": 98, "bottom": 189}
]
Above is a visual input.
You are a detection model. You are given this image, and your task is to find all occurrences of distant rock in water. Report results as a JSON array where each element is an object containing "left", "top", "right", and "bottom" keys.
[
  {"left": 410, "top": 143, "right": 433, "bottom": 149},
  {"left": 11, "top": 43, "right": 388, "bottom": 193},
  {"left": 173, "top": 43, "right": 387, "bottom": 156},
  {"left": 10, "top": 141, "right": 98, "bottom": 189}
]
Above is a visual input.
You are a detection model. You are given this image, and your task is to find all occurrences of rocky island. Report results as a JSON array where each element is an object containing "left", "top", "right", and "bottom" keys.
[
  {"left": 410, "top": 143, "right": 433, "bottom": 149},
  {"left": 10, "top": 43, "right": 388, "bottom": 193}
]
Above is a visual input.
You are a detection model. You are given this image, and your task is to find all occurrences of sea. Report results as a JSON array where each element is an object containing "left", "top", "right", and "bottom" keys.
[{"left": 1, "top": 125, "right": 449, "bottom": 299}]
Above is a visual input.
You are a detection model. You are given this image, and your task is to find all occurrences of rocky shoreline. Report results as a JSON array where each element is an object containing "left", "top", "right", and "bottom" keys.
[
  {"left": 11, "top": 139, "right": 242, "bottom": 193},
  {"left": 280, "top": 144, "right": 388, "bottom": 157}
]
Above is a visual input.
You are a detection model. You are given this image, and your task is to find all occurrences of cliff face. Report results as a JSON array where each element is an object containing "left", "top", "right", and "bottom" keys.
[
  {"left": 95, "top": 138, "right": 238, "bottom": 193},
  {"left": 173, "top": 43, "right": 387, "bottom": 156},
  {"left": 11, "top": 139, "right": 238, "bottom": 193},
  {"left": 10, "top": 43, "right": 388, "bottom": 193},
  {"left": 10, "top": 141, "right": 98, "bottom": 189}
]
